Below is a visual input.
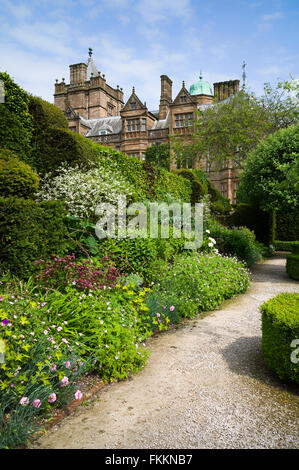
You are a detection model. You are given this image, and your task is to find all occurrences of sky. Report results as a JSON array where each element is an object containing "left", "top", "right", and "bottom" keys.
[{"left": 0, "top": 0, "right": 298, "bottom": 111}]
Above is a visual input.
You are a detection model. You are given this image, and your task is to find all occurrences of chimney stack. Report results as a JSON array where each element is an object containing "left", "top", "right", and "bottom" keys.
[
  {"left": 69, "top": 63, "right": 87, "bottom": 85},
  {"left": 213, "top": 79, "right": 239, "bottom": 102},
  {"left": 159, "top": 75, "right": 172, "bottom": 120}
]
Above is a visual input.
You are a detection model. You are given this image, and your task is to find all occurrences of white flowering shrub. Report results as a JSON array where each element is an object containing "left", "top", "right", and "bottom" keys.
[{"left": 36, "top": 163, "right": 134, "bottom": 218}]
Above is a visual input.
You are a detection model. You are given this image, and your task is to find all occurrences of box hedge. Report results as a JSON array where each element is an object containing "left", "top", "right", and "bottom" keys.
[
  {"left": 286, "top": 253, "right": 299, "bottom": 281},
  {"left": 0, "top": 197, "right": 67, "bottom": 277},
  {"left": 28, "top": 95, "right": 69, "bottom": 132},
  {"left": 274, "top": 241, "right": 299, "bottom": 252},
  {"left": 261, "top": 293, "right": 299, "bottom": 384},
  {"left": 276, "top": 210, "right": 299, "bottom": 241},
  {"left": 0, "top": 149, "right": 39, "bottom": 198}
]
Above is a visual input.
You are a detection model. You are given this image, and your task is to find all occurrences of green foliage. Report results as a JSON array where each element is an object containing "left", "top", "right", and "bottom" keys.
[
  {"left": 286, "top": 253, "right": 299, "bottom": 281},
  {"left": 261, "top": 293, "right": 299, "bottom": 384},
  {"left": 41, "top": 284, "right": 152, "bottom": 381},
  {"left": 0, "top": 197, "right": 67, "bottom": 277},
  {"left": 274, "top": 240, "right": 299, "bottom": 252},
  {"left": 145, "top": 143, "right": 170, "bottom": 170},
  {"left": 208, "top": 219, "right": 262, "bottom": 266},
  {"left": 0, "top": 150, "right": 39, "bottom": 198},
  {"left": 176, "top": 169, "right": 206, "bottom": 204},
  {"left": 230, "top": 203, "right": 271, "bottom": 244},
  {"left": 146, "top": 252, "right": 250, "bottom": 322},
  {"left": 238, "top": 125, "right": 299, "bottom": 211},
  {"left": 0, "top": 72, "right": 33, "bottom": 160},
  {"left": 28, "top": 95, "right": 68, "bottom": 132},
  {"left": 31, "top": 127, "right": 99, "bottom": 176},
  {"left": 276, "top": 210, "right": 299, "bottom": 241},
  {"left": 154, "top": 167, "right": 192, "bottom": 202}
]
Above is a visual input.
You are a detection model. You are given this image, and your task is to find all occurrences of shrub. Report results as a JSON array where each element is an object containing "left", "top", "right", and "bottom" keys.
[
  {"left": 41, "top": 284, "right": 152, "bottom": 381},
  {"left": 28, "top": 95, "right": 68, "bottom": 132},
  {"left": 36, "top": 162, "right": 135, "bottom": 218},
  {"left": 286, "top": 253, "right": 299, "bottom": 281},
  {"left": 0, "top": 150, "right": 39, "bottom": 198},
  {"left": 208, "top": 219, "right": 262, "bottom": 266},
  {"left": 176, "top": 169, "right": 206, "bottom": 204},
  {"left": 274, "top": 241, "right": 299, "bottom": 252},
  {"left": 260, "top": 293, "right": 299, "bottom": 384},
  {"left": 0, "top": 72, "right": 33, "bottom": 160},
  {"left": 146, "top": 252, "right": 250, "bottom": 322},
  {"left": 230, "top": 203, "right": 271, "bottom": 244},
  {"left": 0, "top": 197, "right": 67, "bottom": 277},
  {"left": 154, "top": 167, "right": 191, "bottom": 203},
  {"left": 31, "top": 127, "right": 99, "bottom": 176},
  {"left": 35, "top": 254, "right": 120, "bottom": 292},
  {"left": 276, "top": 210, "right": 299, "bottom": 241}
]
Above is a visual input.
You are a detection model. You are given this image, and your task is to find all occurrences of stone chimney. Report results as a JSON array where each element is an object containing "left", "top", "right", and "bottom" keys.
[
  {"left": 213, "top": 79, "right": 239, "bottom": 102},
  {"left": 69, "top": 63, "right": 87, "bottom": 85},
  {"left": 159, "top": 75, "right": 172, "bottom": 120}
]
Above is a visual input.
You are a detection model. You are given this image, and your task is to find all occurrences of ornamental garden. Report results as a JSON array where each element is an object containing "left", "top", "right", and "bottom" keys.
[{"left": 0, "top": 71, "right": 298, "bottom": 448}]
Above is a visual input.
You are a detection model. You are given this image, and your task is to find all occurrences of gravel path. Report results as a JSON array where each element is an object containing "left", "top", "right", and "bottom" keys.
[{"left": 32, "top": 254, "right": 299, "bottom": 449}]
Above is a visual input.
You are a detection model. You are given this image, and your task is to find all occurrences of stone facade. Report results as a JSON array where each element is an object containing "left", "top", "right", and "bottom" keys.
[{"left": 54, "top": 50, "right": 241, "bottom": 203}]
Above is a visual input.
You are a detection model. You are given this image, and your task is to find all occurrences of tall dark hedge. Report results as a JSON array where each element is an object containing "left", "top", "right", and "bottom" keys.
[
  {"left": 230, "top": 203, "right": 271, "bottom": 244},
  {"left": 176, "top": 169, "right": 206, "bottom": 204},
  {"left": 0, "top": 149, "right": 39, "bottom": 198},
  {"left": 276, "top": 210, "right": 299, "bottom": 241},
  {"left": 0, "top": 72, "right": 33, "bottom": 160},
  {"left": 28, "top": 95, "right": 69, "bottom": 132},
  {"left": 31, "top": 127, "right": 99, "bottom": 175},
  {"left": 0, "top": 197, "right": 67, "bottom": 277}
]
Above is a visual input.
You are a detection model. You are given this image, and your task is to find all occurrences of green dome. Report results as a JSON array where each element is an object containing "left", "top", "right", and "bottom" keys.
[{"left": 190, "top": 72, "right": 213, "bottom": 96}]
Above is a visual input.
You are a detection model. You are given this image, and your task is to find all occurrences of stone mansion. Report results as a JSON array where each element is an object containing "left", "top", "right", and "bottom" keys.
[{"left": 54, "top": 49, "right": 241, "bottom": 203}]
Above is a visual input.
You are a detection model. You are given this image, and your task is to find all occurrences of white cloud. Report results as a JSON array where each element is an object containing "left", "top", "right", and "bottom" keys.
[{"left": 261, "top": 12, "right": 283, "bottom": 22}]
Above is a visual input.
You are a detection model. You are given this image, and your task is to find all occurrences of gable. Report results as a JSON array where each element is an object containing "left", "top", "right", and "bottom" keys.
[
  {"left": 122, "top": 87, "right": 146, "bottom": 112},
  {"left": 172, "top": 84, "right": 196, "bottom": 106}
]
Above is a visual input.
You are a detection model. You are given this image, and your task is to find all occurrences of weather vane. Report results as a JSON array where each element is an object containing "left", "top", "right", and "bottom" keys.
[{"left": 242, "top": 61, "right": 247, "bottom": 90}]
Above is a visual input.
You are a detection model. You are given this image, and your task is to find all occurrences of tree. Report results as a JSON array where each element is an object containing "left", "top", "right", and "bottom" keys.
[
  {"left": 189, "top": 78, "right": 299, "bottom": 169},
  {"left": 237, "top": 124, "right": 299, "bottom": 212},
  {"left": 145, "top": 143, "right": 170, "bottom": 170}
]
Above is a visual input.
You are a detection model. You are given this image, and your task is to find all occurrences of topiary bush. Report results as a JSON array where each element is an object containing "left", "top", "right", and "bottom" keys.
[
  {"left": 0, "top": 72, "right": 33, "bottom": 160},
  {"left": 176, "top": 169, "right": 206, "bottom": 204},
  {"left": 286, "top": 253, "right": 299, "bottom": 281},
  {"left": 276, "top": 210, "right": 299, "bottom": 242},
  {"left": 261, "top": 293, "right": 299, "bottom": 384},
  {"left": 28, "top": 95, "right": 69, "bottom": 132},
  {"left": 0, "top": 149, "right": 39, "bottom": 198},
  {"left": 0, "top": 197, "right": 67, "bottom": 277},
  {"left": 31, "top": 127, "right": 99, "bottom": 176}
]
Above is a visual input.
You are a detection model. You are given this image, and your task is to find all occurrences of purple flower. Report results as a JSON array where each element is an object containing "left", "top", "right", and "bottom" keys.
[{"left": 1, "top": 319, "right": 9, "bottom": 326}]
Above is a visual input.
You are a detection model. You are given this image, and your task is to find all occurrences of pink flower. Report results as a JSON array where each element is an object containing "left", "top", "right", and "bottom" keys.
[
  {"left": 170, "top": 306, "right": 175, "bottom": 311},
  {"left": 75, "top": 390, "right": 83, "bottom": 400},
  {"left": 65, "top": 361, "right": 71, "bottom": 369},
  {"left": 33, "top": 399, "right": 41, "bottom": 408},
  {"left": 156, "top": 313, "right": 160, "bottom": 317},
  {"left": 50, "top": 363, "right": 57, "bottom": 371},
  {"left": 20, "top": 397, "right": 29, "bottom": 406},
  {"left": 60, "top": 376, "right": 69, "bottom": 387},
  {"left": 48, "top": 393, "right": 57, "bottom": 403}
]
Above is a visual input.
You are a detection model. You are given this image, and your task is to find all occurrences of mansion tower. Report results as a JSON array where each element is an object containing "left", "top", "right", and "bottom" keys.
[{"left": 54, "top": 49, "right": 241, "bottom": 203}]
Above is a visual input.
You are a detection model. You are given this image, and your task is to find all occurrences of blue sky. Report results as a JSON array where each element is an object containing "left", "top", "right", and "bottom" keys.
[{"left": 0, "top": 0, "right": 298, "bottom": 110}]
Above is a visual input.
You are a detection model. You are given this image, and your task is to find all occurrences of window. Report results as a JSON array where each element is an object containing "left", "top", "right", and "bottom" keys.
[
  {"left": 69, "top": 126, "right": 77, "bottom": 132},
  {"left": 180, "top": 95, "right": 187, "bottom": 103},
  {"left": 126, "top": 119, "right": 142, "bottom": 132},
  {"left": 107, "top": 104, "right": 113, "bottom": 116},
  {"left": 131, "top": 102, "right": 136, "bottom": 109},
  {"left": 142, "top": 118, "right": 146, "bottom": 131},
  {"left": 128, "top": 153, "right": 139, "bottom": 158},
  {"left": 100, "top": 130, "right": 107, "bottom": 135},
  {"left": 142, "top": 153, "right": 146, "bottom": 161},
  {"left": 221, "top": 157, "right": 229, "bottom": 169},
  {"left": 233, "top": 181, "right": 239, "bottom": 204},
  {"left": 221, "top": 183, "right": 227, "bottom": 197},
  {"left": 175, "top": 113, "right": 193, "bottom": 128}
]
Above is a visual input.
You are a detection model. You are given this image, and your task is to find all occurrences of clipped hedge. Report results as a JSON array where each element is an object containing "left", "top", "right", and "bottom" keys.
[
  {"left": 0, "top": 197, "right": 67, "bottom": 277},
  {"left": 176, "top": 169, "right": 206, "bottom": 204},
  {"left": 230, "top": 203, "right": 271, "bottom": 244},
  {"left": 261, "top": 293, "right": 299, "bottom": 384},
  {"left": 276, "top": 210, "right": 299, "bottom": 242},
  {"left": 0, "top": 149, "right": 39, "bottom": 198},
  {"left": 286, "top": 253, "right": 299, "bottom": 281},
  {"left": 274, "top": 241, "right": 299, "bottom": 252},
  {"left": 0, "top": 72, "right": 33, "bottom": 160},
  {"left": 31, "top": 127, "right": 99, "bottom": 175},
  {"left": 28, "top": 95, "right": 69, "bottom": 132}
]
